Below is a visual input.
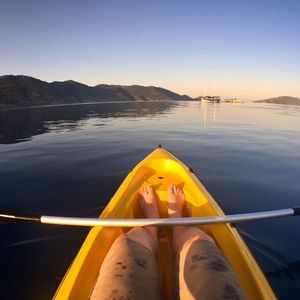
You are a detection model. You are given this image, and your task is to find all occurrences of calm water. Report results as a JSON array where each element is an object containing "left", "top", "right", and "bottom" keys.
[{"left": 0, "top": 101, "right": 300, "bottom": 299}]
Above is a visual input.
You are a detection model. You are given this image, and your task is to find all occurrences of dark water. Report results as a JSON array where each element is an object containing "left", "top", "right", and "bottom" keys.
[{"left": 0, "top": 101, "right": 300, "bottom": 299}]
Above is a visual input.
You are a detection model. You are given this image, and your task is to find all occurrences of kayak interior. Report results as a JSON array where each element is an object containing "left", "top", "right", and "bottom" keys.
[{"left": 54, "top": 147, "right": 276, "bottom": 300}]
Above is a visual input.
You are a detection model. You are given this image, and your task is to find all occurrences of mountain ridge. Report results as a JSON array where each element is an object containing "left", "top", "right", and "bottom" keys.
[
  {"left": 255, "top": 96, "right": 300, "bottom": 106},
  {"left": 0, "top": 75, "right": 192, "bottom": 110}
]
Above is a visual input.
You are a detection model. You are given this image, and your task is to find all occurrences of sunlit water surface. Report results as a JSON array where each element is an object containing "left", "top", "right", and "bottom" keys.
[{"left": 0, "top": 101, "right": 300, "bottom": 299}]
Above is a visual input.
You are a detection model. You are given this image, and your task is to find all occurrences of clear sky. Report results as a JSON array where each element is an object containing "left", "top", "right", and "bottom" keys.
[{"left": 1, "top": 0, "right": 299, "bottom": 99}]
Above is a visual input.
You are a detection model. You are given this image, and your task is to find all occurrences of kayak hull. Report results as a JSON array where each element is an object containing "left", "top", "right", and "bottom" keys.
[{"left": 54, "top": 147, "right": 276, "bottom": 299}]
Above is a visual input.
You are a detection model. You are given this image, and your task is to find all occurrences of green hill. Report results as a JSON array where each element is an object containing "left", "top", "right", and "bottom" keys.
[{"left": 0, "top": 75, "right": 192, "bottom": 110}]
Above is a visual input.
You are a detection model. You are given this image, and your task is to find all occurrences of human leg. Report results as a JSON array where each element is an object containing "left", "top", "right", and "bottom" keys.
[
  {"left": 168, "top": 184, "right": 247, "bottom": 300},
  {"left": 90, "top": 186, "right": 161, "bottom": 300}
]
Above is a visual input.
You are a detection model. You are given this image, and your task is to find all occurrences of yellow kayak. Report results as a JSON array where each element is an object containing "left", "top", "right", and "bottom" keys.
[{"left": 54, "top": 146, "right": 276, "bottom": 299}]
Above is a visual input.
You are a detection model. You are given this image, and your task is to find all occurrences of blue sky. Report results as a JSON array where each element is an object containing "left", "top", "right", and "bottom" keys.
[{"left": 1, "top": 0, "right": 299, "bottom": 99}]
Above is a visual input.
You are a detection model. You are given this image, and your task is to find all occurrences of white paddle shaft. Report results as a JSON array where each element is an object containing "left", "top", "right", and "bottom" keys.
[{"left": 40, "top": 208, "right": 295, "bottom": 227}]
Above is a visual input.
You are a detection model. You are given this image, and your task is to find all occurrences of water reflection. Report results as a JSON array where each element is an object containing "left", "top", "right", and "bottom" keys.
[
  {"left": 201, "top": 102, "right": 219, "bottom": 129},
  {"left": 0, "top": 101, "right": 179, "bottom": 144}
]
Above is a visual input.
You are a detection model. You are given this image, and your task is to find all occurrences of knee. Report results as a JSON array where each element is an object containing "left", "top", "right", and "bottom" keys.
[
  {"left": 174, "top": 227, "right": 215, "bottom": 253},
  {"left": 119, "top": 227, "right": 158, "bottom": 254}
]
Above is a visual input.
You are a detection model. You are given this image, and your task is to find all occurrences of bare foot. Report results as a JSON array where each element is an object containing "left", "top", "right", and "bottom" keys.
[
  {"left": 139, "top": 185, "right": 160, "bottom": 242},
  {"left": 167, "top": 184, "right": 214, "bottom": 253},
  {"left": 168, "top": 184, "right": 185, "bottom": 217},
  {"left": 139, "top": 185, "right": 160, "bottom": 219}
]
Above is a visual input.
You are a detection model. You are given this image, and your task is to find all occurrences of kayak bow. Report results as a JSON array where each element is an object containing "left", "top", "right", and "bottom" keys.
[{"left": 54, "top": 147, "right": 276, "bottom": 300}]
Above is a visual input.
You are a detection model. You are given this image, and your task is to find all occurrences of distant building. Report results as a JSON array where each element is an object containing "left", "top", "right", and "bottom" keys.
[{"left": 221, "top": 98, "right": 241, "bottom": 103}]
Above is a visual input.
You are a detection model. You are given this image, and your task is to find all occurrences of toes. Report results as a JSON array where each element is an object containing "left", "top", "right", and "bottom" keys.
[
  {"left": 168, "top": 184, "right": 175, "bottom": 194},
  {"left": 140, "top": 186, "right": 147, "bottom": 196},
  {"left": 139, "top": 185, "right": 156, "bottom": 201},
  {"left": 141, "top": 185, "right": 151, "bottom": 193},
  {"left": 168, "top": 184, "right": 181, "bottom": 195},
  {"left": 168, "top": 184, "right": 184, "bottom": 197}
]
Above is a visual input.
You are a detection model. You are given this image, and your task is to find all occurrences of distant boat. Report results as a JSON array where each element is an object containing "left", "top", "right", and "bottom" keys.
[{"left": 200, "top": 96, "right": 221, "bottom": 103}]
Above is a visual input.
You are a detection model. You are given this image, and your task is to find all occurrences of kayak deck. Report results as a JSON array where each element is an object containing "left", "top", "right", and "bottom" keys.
[{"left": 54, "top": 147, "right": 276, "bottom": 300}]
